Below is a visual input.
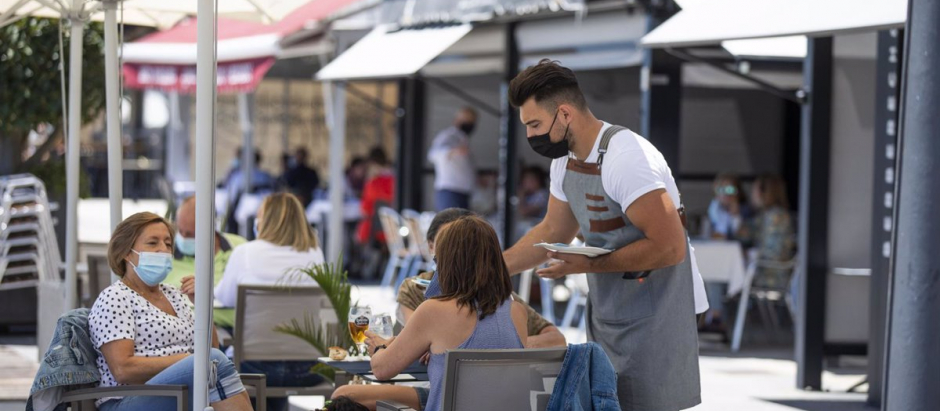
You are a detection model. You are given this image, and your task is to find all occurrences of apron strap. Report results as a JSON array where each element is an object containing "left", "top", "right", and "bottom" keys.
[
  {"left": 596, "top": 125, "right": 628, "bottom": 167},
  {"left": 595, "top": 124, "right": 689, "bottom": 229}
]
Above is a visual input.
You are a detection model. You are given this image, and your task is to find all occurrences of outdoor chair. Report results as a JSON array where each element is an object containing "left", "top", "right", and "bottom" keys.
[
  {"left": 560, "top": 274, "right": 589, "bottom": 330},
  {"left": 376, "top": 348, "right": 567, "bottom": 411},
  {"left": 398, "top": 209, "right": 433, "bottom": 288},
  {"left": 231, "top": 285, "right": 336, "bottom": 400},
  {"left": 731, "top": 257, "right": 799, "bottom": 352},
  {"left": 45, "top": 308, "right": 267, "bottom": 411},
  {"left": 60, "top": 375, "right": 266, "bottom": 411},
  {"left": 378, "top": 207, "right": 412, "bottom": 290}
]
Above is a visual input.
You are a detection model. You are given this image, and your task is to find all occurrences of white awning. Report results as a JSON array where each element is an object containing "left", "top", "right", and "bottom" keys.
[
  {"left": 642, "top": 0, "right": 906, "bottom": 49},
  {"left": 316, "top": 24, "right": 473, "bottom": 81}
]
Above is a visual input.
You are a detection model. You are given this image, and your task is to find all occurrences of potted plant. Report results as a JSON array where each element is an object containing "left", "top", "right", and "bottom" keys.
[{"left": 274, "top": 257, "right": 358, "bottom": 381}]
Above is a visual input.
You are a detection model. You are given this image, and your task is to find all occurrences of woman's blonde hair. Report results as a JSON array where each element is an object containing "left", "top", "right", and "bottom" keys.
[
  {"left": 107, "top": 212, "right": 174, "bottom": 278},
  {"left": 257, "top": 192, "right": 319, "bottom": 251}
]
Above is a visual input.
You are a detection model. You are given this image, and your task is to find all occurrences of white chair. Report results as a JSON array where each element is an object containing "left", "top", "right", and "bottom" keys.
[
  {"left": 561, "top": 274, "right": 589, "bottom": 330},
  {"left": 377, "top": 348, "right": 567, "bottom": 411},
  {"left": 731, "top": 257, "right": 798, "bottom": 352},
  {"left": 398, "top": 209, "right": 433, "bottom": 288},
  {"left": 378, "top": 207, "right": 412, "bottom": 289}
]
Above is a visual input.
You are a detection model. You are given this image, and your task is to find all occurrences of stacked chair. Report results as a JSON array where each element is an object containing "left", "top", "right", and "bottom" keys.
[{"left": 1, "top": 174, "right": 62, "bottom": 325}]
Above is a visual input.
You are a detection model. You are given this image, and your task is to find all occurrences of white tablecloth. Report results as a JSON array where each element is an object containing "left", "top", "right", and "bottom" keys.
[{"left": 690, "top": 240, "right": 747, "bottom": 296}]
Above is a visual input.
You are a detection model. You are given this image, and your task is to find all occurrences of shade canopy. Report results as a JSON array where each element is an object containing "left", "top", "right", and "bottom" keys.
[
  {"left": 316, "top": 24, "right": 474, "bottom": 81},
  {"left": 642, "top": 0, "right": 906, "bottom": 49}
]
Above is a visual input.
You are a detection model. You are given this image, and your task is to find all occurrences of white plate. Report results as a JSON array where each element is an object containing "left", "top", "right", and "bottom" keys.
[{"left": 534, "top": 243, "right": 613, "bottom": 258}]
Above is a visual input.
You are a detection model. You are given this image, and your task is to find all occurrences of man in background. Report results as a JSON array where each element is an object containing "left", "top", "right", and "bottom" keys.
[{"left": 428, "top": 107, "right": 477, "bottom": 210}]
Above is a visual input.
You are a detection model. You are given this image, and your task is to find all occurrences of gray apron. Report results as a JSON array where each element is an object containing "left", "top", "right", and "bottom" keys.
[{"left": 562, "top": 125, "right": 701, "bottom": 411}]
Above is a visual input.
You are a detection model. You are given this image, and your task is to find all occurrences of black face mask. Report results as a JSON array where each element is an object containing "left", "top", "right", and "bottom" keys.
[
  {"left": 459, "top": 122, "right": 475, "bottom": 136},
  {"left": 527, "top": 110, "right": 570, "bottom": 159}
]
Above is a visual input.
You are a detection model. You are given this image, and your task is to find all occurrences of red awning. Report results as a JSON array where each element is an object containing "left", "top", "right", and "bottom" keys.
[
  {"left": 122, "top": 57, "right": 276, "bottom": 94},
  {"left": 120, "top": 0, "right": 361, "bottom": 93}
]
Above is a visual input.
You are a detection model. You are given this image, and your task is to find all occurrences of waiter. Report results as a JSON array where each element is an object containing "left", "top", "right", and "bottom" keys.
[{"left": 503, "top": 59, "right": 706, "bottom": 410}]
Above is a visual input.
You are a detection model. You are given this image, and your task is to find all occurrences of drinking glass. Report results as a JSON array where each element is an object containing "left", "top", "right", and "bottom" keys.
[
  {"left": 371, "top": 313, "right": 394, "bottom": 340},
  {"left": 348, "top": 306, "right": 372, "bottom": 355}
]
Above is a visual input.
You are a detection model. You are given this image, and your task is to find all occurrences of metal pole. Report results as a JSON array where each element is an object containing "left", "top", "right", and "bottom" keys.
[
  {"left": 884, "top": 0, "right": 940, "bottom": 409},
  {"left": 103, "top": 0, "right": 123, "bottom": 242},
  {"left": 238, "top": 93, "right": 254, "bottom": 238},
  {"left": 282, "top": 79, "right": 290, "bottom": 154},
  {"left": 867, "top": 28, "right": 902, "bottom": 408},
  {"left": 498, "top": 22, "right": 519, "bottom": 247},
  {"left": 194, "top": 0, "right": 217, "bottom": 407},
  {"left": 64, "top": 4, "right": 85, "bottom": 311},
  {"left": 327, "top": 81, "right": 346, "bottom": 263},
  {"left": 795, "top": 37, "right": 833, "bottom": 391}
]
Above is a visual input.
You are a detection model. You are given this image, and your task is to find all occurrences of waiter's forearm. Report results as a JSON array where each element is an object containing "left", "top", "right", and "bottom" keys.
[
  {"left": 504, "top": 221, "right": 574, "bottom": 275},
  {"left": 589, "top": 237, "right": 686, "bottom": 274}
]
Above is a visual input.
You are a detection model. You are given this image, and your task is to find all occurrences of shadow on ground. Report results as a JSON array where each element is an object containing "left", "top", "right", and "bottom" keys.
[{"left": 766, "top": 399, "right": 876, "bottom": 411}]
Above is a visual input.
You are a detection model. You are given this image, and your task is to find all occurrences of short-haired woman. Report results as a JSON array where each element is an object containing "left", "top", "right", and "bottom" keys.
[
  {"left": 363, "top": 215, "right": 528, "bottom": 411},
  {"left": 738, "top": 174, "right": 796, "bottom": 289},
  {"left": 214, "top": 192, "right": 325, "bottom": 411},
  {"left": 90, "top": 212, "right": 252, "bottom": 411}
]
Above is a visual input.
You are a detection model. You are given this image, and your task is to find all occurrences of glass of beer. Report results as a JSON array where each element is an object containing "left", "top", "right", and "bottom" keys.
[{"left": 348, "top": 306, "right": 372, "bottom": 354}]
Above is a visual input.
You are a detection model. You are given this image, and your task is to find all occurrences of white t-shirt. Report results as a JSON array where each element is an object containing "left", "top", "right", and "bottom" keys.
[
  {"left": 550, "top": 122, "right": 709, "bottom": 314},
  {"left": 214, "top": 239, "right": 325, "bottom": 307},
  {"left": 89, "top": 282, "right": 195, "bottom": 406},
  {"left": 428, "top": 126, "right": 476, "bottom": 193}
]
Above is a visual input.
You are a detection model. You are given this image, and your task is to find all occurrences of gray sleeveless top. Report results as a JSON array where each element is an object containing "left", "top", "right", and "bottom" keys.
[{"left": 424, "top": 299, "right": 523, "bottom": 411}]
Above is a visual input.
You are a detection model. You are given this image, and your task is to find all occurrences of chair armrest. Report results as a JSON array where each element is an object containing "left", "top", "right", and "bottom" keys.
[
  {"left": 239, "top": 374, "right": 267, "bottom": 411},
  {"left": 376, "top": 400, "right": 418, "bottom": 411},
  {"left": 61, "top": 384, "right": 187, "bottom": 410}
]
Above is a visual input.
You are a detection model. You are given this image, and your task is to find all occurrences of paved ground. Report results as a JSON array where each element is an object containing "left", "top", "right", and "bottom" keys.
[{"left": 0, "top": 286, "right": 875, "bottom": 411}]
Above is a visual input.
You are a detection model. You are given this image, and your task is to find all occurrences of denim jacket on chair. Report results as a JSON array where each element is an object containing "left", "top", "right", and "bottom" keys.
[
  {"left": 546, "top": 342, "right": 622, "bottom": 411},
  {"left": 26, "top": 308, "right": 101, "bottom": 411}
]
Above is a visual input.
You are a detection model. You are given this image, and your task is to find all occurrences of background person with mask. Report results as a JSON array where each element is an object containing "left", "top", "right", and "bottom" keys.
[
  {"left": 165, "top": 196, "right": 246, "bottom": 328},
  {"left": 428, "top": 107, "right": 477, "bottom": 211}
]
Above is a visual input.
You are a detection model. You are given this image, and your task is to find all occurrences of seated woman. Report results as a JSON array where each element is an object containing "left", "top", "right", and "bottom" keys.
[
  {"left": 359, "top": 215, "right": 528, "bottom": 411},
  {"left": 738, "top": 174, "right": 796, "bottom": 290},
  {"left": 214, "top": 192, "right": 324, "bottom": 305},
  {"left": 89, "top": 212, "right": 251, "bottom": 411},
  {"left": 214, "top": 192, "right": 325, "bottom": 411}
]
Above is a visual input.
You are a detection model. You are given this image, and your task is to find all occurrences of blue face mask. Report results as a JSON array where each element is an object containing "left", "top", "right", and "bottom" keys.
[
  {"left": 175, "top": 232, "right": 196, "bottom": 256},
  {"left": 129, "top": 250, "right": 173, "bottom": 286},
  {"left": 253, "top": 219, "right": 261, "bottom": 239}
]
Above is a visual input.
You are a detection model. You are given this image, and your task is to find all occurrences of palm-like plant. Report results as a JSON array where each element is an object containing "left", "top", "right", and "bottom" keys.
[{"left": 273, "top": 257, "right": 358, "bottom": 365}]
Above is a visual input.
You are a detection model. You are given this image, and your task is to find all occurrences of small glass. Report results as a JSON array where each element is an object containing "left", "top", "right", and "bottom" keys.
[{"left": 371, "top": 313, "right": 394, "bottom": 340}]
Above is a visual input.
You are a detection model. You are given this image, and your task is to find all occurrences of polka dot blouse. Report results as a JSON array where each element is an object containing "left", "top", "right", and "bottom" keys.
[{"left": 89, "top": 282, "right": 196, "bottom": 405}]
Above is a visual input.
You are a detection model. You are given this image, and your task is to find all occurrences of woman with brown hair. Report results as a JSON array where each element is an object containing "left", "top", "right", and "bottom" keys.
[
  {"left": 363, "top": 215, "right": 528, "bottom": 411},
  {"left": 89, "top": 212, "right": 252, "bottom": 411},
  {"left": 738, "top": 174, "right": 797, "bottom": 289}
]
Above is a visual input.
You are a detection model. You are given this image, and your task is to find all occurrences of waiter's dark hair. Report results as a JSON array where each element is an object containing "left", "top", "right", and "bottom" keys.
[{"left": 509, "top": 59, "right": 587, "bottom": 111}]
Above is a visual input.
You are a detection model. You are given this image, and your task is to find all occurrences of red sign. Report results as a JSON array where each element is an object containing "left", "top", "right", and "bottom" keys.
[{"left": 122, "top": 57, "right": 276, "bottom": 94}]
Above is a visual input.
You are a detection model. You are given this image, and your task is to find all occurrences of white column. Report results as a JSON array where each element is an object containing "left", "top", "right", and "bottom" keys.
[
  {"left": 103, "top": 1, "right": 123, "bottom": 266},
  {"left": 194, "top": 0, "right": 217, "bottom": 408},
  {"left": 326, "top": 81, "right": 347, "bottom": 263},
  {"left": 64, "top": 5, "right": 85, "bottom": 311}
]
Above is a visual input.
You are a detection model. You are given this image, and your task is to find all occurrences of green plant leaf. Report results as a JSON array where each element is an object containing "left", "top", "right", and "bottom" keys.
[{"left": 273, "top": 255, "right": 356, "bottom": 358}]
